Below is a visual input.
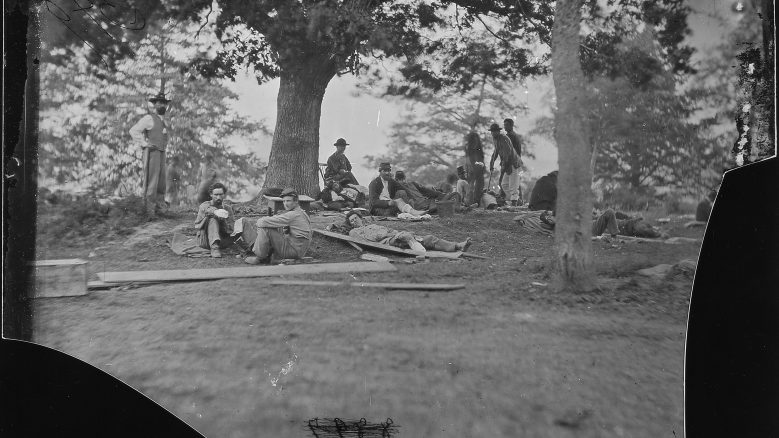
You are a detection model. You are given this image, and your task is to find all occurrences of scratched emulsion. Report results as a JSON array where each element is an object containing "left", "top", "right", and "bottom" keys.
[{"left": 307, "top": 417, "right": 399, "bottom": 438}]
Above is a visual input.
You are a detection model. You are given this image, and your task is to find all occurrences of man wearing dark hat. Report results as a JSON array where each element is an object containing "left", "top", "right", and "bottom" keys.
[
  {"left": 368, "top": 163, "right": 426, "bottom": 216},
  {"left": 324, "top": 138, "right": 359, "bottom": 186},
  {"left": 503, "top": 118, "right": 524, "bottom": 205},
  {"left": 129, "top": 90, "right": 172, "bottom": 218},
  {"left": 233, "top": 188, "right": 313, "bottom": 264},
  {"left": 488, "top": 122, "right": 521, "bottom": 207}
]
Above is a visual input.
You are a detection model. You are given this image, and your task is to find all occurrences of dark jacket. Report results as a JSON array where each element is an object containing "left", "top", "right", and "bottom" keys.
[
  {"left": 528, "top": 173, "right": 558, "bottom": 211},
  {"left": 368, "top": 176, "right": 402, "bottom": 212}
]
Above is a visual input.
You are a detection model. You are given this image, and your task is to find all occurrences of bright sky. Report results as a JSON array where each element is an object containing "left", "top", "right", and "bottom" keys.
[{"left": 224, "top": 0, "right": 743, "bottom": 185}]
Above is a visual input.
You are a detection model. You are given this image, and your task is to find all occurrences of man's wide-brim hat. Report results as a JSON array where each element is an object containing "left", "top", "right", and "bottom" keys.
[
  {"left": 489, "top": 123, "right": 501, "bottom": 132},
  {"left": 149, "top": 91, "right": 171, "bottom": 103},
  {"left": 334, "top": 138, "right": 349, "bottom": 147}
]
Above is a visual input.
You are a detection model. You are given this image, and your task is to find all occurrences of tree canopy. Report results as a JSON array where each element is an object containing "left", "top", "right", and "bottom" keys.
[{"left": 38, "top": 21, "right": 268, "bottom": 199}]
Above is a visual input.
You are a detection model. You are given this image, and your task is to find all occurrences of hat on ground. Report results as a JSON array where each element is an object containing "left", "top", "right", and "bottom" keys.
[
  {"left": 378, "top": 162, "right": 392, "bottom": 171},
  {"left": 489, "top": 123, "right": 501, "bottom": 132},
  {"left": 280, "top": 188, "right": 298, "bottom": 198},
  {"left": 149, "top": 91, "right": 171, "bottom": 104},
  {"left": 334, "top": 138, "right": 349, "bottom": 147}
]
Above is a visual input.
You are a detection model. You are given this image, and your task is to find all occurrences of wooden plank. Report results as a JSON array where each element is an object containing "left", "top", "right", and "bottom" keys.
[
  {"left": 461, "top": 252, "right": 488, "bottom": 259},
  {"left": 347, "top": 241, "right": 364, "bottom": 252},
  {"left": 97, "top": 261, "right": 396, "bottom": 283},
  {"left": 360, "top": 253, "right": 390, "bottom": 262},
  {"left": 268, "top": 280, "right": 465, "bottom": 291},
  {"left": 313, "top": 228, "right": 462, "bottom": 259}
]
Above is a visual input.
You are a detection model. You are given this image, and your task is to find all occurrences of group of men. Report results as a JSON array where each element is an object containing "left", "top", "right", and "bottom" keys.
[
  {"left": 129, "top": 93, "right": 664, "bottom": 261},
  {"left": 194, "top": 181, "right": 471, "bottom": 262}
]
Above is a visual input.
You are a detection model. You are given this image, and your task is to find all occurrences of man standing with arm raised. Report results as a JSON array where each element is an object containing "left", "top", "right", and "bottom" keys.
[{"left": 488, "top": 123, "right": 521, "bottom": 207}]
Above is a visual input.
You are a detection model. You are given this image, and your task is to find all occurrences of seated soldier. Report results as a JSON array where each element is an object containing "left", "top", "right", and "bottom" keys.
[
  {"left": 315, "top": 179, "right": 357, "bottom": 211},
  {"left": 528, "top": 170, "right": 558, "bottom": 211},
  {"left": 233, "top": 188, "right": 313, "bottom": 264},
  {"left": 394, "top": 171, "right": 461, "bottom": 213},
  {"left": 695, "top": 190, "right": 717, "bottom": 222},
  {"left": 194, "top": 182, "right": 235, "bottom": 258},
  {"left": 368, "top": 162, "right": 427, "bottom": 216},
  {"left": 324, "top": 138, "right": 360, "bottom": 186},
  {"left": 332, "top": 210, "right": 472, "bottom": 253},
  {"left": 436, "top": 173, "right": 459, "bottom": 195}
]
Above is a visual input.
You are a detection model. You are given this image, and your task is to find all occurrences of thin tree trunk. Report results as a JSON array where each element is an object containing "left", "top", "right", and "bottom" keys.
[
  {"left": 262, "top": 61, "right": 336, "bottom": 196},
  {"left": 551, "top": 0, "right": 597, "bottom": 292}
]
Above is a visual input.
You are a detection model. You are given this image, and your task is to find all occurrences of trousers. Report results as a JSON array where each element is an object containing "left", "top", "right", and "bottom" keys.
[
  {"left": 234, "top": 217, "right": 311, "bottom": 260},
  {"left": 142, "top": 147, "right": 167, "bottom": 211}
]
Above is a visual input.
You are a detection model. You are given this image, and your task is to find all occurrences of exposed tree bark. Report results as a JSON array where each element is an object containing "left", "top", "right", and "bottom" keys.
[
  {"left": 262, "top": 58, "right": 337, "bottom": 196},
  {"left": 551, "top": 0, "right": 597, "bottom": 292}
]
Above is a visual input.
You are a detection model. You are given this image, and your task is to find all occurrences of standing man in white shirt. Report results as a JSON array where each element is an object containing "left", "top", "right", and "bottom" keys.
[{"left": 129, "top": 90, "right": 171, "bottom": 219}]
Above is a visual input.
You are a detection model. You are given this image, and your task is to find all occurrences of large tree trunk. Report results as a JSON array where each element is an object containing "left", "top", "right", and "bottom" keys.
[
  {"left": 262, "top": 60, "right": 336, "bottom": 197},
  {"left": 551, "top": 0, "right": 597, "bottom": 292}
]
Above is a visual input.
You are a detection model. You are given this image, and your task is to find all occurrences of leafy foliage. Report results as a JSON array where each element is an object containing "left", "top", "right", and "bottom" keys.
[
  {"left": 38, "top": 21, "right": 269, "bottom": 200},
  {"left": 365, "top": 77, "right": 533, "bottom": 185}
]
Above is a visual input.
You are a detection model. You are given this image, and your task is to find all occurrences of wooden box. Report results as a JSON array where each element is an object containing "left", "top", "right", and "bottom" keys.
[{"left": 30, "top": 259, "right": 88, "bottom": 298}]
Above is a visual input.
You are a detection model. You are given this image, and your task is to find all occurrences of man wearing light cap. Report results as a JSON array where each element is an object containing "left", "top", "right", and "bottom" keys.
[
  {"left": 488, "top": 123, "right": 521, "bottom": 207},
  {"left": 129, "top": 90, "right": 172, "bottom": 218},
  {"left": 234, "top": 188, "right": 312, "bottom": 264},
  {"left": 324, "top": 138, "right": 359, "bottom": 186}
]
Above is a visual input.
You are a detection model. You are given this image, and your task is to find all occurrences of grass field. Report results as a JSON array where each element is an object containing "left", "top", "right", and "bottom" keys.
[{"left": 32, "top": 204, "right": 703, "bottom": 437}]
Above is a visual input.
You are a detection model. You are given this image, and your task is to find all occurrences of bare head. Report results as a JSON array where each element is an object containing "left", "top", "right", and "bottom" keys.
[
  {"left": 209, "top": 182, "right": 227, "bottom": 206},
  {"left": 345, "top": 211, "right": 365, "bottom": 229},
  {"left": 503, "top": 118, "right": 514, "bottom": 132}
]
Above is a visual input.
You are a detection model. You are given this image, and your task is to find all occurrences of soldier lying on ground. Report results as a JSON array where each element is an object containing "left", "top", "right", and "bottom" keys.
[
  {"left": 233, "top": 188, "right": 313, "bottom": 264},
  {"left": 394, "top": 171, "right": 461, "bottom": 214},
  {"left": 194, "top": 182, "right": 236, "bottom": 258},
  {"left": 327, "top": 210, "right": 472, "bottom": 253},
  {"left": 515, "top": 208, "right": 667, "bottom": 239}
]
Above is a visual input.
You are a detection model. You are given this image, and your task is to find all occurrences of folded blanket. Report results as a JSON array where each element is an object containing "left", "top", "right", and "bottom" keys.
[{"left": 169, "top": 232, "right": 212, "bottom": 257}]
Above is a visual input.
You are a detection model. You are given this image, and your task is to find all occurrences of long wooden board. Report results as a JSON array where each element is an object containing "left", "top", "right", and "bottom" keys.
[
  {"left": 313, "top": 228, "right": 462, "bottom": 259},
  {"left": 268, "top": 280, "right": 464, "bottom": 291},
  {"left": 97, "top": 261, "right": 396, "bottom": 283}
]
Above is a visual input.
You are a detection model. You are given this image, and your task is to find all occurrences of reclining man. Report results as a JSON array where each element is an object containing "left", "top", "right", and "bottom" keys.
[
  {"left": 331, "top": 210, "right": 472, "bottom": 253},
  {"left": 367, "top": 162, "right": 427, "bottom": 216},
  {"left": 516, "top": 208, "right": 666, "bottom": 239},
  {"left": 194, "top": 182, "right": 236, "bottom": 258},
  {"left": 233, "top": 188, "right": 313, "bottom": 264},
  {"left": 314, "top": 178, "right": 358, "bottom": 211},
  {"left": 394, "top": 171, "right": 461, "bottom": 214}
]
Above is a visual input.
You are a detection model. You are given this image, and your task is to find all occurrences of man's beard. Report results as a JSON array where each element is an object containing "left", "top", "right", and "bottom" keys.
[
  {"left": 156, "top": 107, "right": 167, "bottom": 115},
  {"left": 212, "top": 199, "right": 222, "bottom": 207}
]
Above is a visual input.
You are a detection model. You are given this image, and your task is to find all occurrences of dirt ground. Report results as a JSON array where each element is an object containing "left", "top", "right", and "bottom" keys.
[{"left": 32, "top": 206, "right": 703, "bottom": 437}]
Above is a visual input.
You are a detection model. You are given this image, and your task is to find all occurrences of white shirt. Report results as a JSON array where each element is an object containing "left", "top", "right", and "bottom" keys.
[
  {"left": 128, "top": 114, "right": 167, "bottom": 144},
  {"left": 379, "top": 178, "right": 391, "bottom": 201},
  {"left": 330, "top": 190, "right": 344, "bottom": 201}
]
